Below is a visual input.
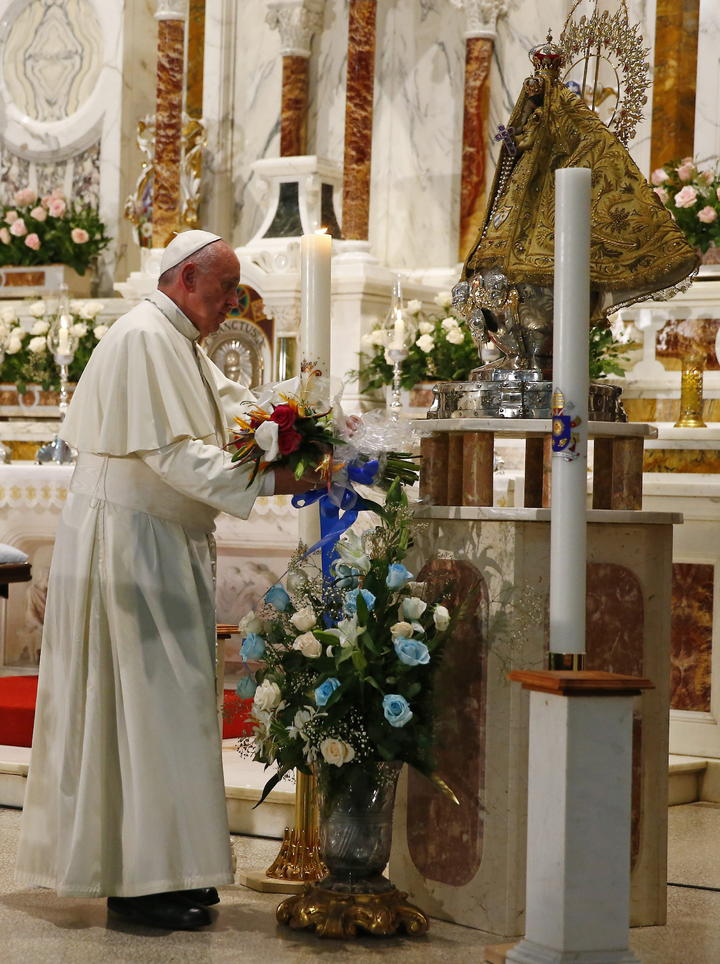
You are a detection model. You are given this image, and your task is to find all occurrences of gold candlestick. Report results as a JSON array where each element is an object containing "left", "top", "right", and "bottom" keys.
[{"left": 674, "top": 350, "right": 707, "bottom": 428}]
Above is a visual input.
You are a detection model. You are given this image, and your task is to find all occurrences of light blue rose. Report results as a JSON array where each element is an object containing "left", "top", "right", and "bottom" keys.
[
  {"left": 386, "top": 563, "right": 414, "bottom": 590},
  {"left": 236, "top": 675, "right": 258, "bottom": 699},
  {"left": 333, "top": 562, "right": 359, "bottom": 590},
  {"left": 264, "top": 583, "right": 291, "bottom": 611},
  {"left": 344, "top": 587, "right": 376, "bottom": 614},
  {"left": 315, "top": 677, "right": 341, "bottom": 707},
  {"left": 383, "top": 693, "right": 413, "bottom": 728},
  {"left": 241, "top": 632, "right": 266, "bottom": 661},
  {"left": 393, "top": 636, "right": 430, "bottom": 667}
]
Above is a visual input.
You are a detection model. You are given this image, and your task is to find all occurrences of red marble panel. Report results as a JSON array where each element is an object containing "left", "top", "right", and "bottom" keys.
[
  {"left": 406, "top": 560, "right": 488, "bottom": 886},
  {"left": 650, "top": 0, "right": 700, "bottom": 172},
  {"left": 459, "top": 37, "right": 493, "bottom": 260},
  {"left": 670, "top": 563, "right": 713, "bottom": 712},
  {"left": 186, "top": 0, "right": 206, "bottom": 120},
  {"left": 281, "top": 55, "right": 309, "bottom": 156},
  {"left": 585, "top": 563, "right": 644, "bottom": 867},
  {"left": 341, "top": 0, "right": 377, "bottom": 240},
  {"left": 153, "top": 19, "right": 185, "bottom": 248}
]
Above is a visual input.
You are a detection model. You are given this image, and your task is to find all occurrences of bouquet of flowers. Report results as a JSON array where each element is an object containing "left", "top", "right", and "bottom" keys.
[
  {"left": 0, "top": 187, "right": 110, "bottom": 274},
  {"left": 651, "top": 157, "right": 720, "bottom": 253},
  {"left": 229, "top": 362, "right": 419, "bottom": 489},
  {"left": 237, "top": 480, "right": 456, "bottom": 803},
  {"left": 357, "top": 291, "right": 478, "bottom": 392},
  {"left": 0, "top": 298, "right": 108, "bottom": 393}
]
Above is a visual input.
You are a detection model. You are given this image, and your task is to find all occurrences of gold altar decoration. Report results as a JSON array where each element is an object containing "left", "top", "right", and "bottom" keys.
[
  {"left": 276, "top": 883, "right": 429, "bottom": 939},
  {"left": 461, "top": 30, "right": 698, "bottom": 320},
  {"left": 675, "top": 350, "right": 707, "bottom": 428}
]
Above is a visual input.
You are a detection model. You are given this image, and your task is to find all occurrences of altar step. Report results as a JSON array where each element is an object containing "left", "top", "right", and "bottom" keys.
[{"left": 0, "top": 740, "right": 295, "bottom": 838}]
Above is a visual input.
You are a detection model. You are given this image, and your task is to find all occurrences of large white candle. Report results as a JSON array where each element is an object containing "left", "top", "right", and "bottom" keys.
[
  {"left": 549, "top": 167, "right": 591, "bottom": 655},
  {"left": 300, "top": 230, "right": 332, "bottom": 376},
  {"left": 299, "top": 230, "right": 332, "bottom": 546}
]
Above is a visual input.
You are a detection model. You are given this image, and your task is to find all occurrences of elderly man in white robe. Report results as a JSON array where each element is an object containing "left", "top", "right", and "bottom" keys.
[{"left": 16, "top": 231, "right": 321, "bottom": 930}]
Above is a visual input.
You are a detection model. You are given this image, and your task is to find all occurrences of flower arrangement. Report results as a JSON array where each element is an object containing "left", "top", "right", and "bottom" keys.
[
  {"left": 651, "top": 157, "right": 720, "bottom": 253},
  {"left": 0, "top": 298, "right": 108, "bottom": 393},
  {"left": 357, "top": 291, "right": 479, "bottom": 392},
  {"left": 0, "top": 187, "right": 110, "bottom": 275},
  {"left": 238, "top": 481, "right": 456, "bottom": 802}
]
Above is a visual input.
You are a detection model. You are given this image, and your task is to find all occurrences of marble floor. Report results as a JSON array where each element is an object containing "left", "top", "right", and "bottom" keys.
[{"left": 0, "top": 804, "right": 718, "bottom": 963}]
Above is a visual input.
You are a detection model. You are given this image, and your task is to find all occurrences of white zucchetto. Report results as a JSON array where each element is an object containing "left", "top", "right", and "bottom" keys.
[{"left": 159, "top": 230, "right": 222, "bottom": 275}]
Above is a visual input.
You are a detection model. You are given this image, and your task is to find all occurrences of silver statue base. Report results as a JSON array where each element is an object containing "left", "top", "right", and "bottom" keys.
[
  {"left": 36, "top": 436, "right": 76, "bottom": 465},
  {"left": 427, "top": 370, "right": 626, "bottom": 422}
]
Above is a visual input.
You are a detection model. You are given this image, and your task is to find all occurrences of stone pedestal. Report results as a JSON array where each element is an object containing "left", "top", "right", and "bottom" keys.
[
  {"left": 389, "top": 506, "right": 678, "bottom": 937},
  {"left": 505, "top": 671, "right": 650, "bottom": 964}
]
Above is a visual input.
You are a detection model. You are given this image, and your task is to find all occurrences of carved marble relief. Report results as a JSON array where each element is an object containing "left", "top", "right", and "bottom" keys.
[{"left": 3, "top": 0, "right": 102, "bottom": 123}]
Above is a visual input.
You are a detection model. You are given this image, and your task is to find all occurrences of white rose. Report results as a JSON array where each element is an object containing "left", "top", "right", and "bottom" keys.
[
  {"left": 253, "top": 678, "right": 282, "bottom": 712},
  {"left": 28, "top": 300, "right": 46, "bottom": 318},
  {"left": 434, "top": 290, "right": 453, "bottom": 309},
  {"left": 407, "top": 299, "right": 423, "bottom": 315},
  {"left": 401, "top": 596, "right": 427, "bottom": 621},
  {"left": 30, "top": 319, "right": 49, "bottom": 335},
  {"left": 69, "top": 300, "right": 85, "bottom": 314},
  {"left": 254, "top": 419, "right": 279, "bottom": 462},
  {"left": 416, "top": 333, "right": 435, "bottom": 353},
  {"left": 292, "top": 631, "right": 322, "bottom": 658},
  {"left": 290, "top": 606, "right": 317, "bottom": 632},
  {"left": 80, "top": 300, "right": 103, "bottom": 320},
  {"left": 369, "top": 328, "right": 388, "bottom": 347},
  {"left": 433, "top": 604, "right": 450, "bottom": 631},
  {"left": 441, "top": 316, "right": 459, "bottom": 332},
  {"left": 5, "top": 336, "right": 22, "bottom": 355},
  {"left": 320, "top": 737, "right": 356, "bottom": 767},
  {"left": 71, "top": 322, "right": 88, "bottom": 338},
  {"left": 390, "top": 620, "right": 413, "bottom": 637},
  {"left": 93, "top": 324, "right": 109, "bottom": 340},
  {"left": 28, "top": 335, "right": 47, "bottom": 354},
  {"left": 239, "top": 609, "right": 264, "bottom": 635},
  {"left": 418, "top": 320, "right": 434, "bottom": 335},
  {"left": 446, "top": 326, "right": 464, "bottom": 345},
  {"left": 0, "top": 307, "right": 16, "bottom": 324}
]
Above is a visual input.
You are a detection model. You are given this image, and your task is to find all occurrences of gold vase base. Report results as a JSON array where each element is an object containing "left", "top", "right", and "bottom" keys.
[
  {"left": 263, "top": 827, "right": 327, "bottom": 883},
  {"left": 674, "top": 414, "right": 707, "bottom": 428},
  {"left": 276, "top": 881, "right": 430, "bottom": 939}
]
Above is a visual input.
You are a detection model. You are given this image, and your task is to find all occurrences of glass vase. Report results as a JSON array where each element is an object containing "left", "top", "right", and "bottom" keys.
[{"left": 316, "top": 760, "right": 401, "bottom": 895}]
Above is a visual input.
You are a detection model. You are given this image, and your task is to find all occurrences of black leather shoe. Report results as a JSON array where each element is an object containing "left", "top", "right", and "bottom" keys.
[
  {"left": 177, "top": 886, "right": 220, "bottom": 906},
  {"left": 107, "top": 893, "right": 211, "bottom": 930}
]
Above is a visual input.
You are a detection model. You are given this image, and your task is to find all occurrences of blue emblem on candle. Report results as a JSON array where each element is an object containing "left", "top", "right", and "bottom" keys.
[{"left": 551, "top": 390, "right": 581, "bottom": 460}]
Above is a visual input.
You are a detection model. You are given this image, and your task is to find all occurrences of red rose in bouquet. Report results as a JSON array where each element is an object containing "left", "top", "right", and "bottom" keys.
[
  {"left": 270, "top": 404, "right": 297, "bottom": 431},
  {"left": 277, "top": 427, "right": 303, "bottom": 455}
]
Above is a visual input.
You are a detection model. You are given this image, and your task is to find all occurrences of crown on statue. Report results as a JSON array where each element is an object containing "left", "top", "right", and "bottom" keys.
[{"left": 529, "top": 31, "right": 565, "bottom": 75}]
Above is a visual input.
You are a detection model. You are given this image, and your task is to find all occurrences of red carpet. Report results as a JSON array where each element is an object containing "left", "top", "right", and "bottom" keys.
[{"left": 0, "top": 676, "right": 254, "bottom": 747}]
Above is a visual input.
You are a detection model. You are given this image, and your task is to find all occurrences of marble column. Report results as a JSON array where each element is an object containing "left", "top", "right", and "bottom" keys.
[
  {"left": 453, "top": 0, "right": 509, "bottom": 260},
  {"left": 185, "top": 0, "right": 206, "bottom": 120},
  {"left": 650, "top": 0, "right": 700, "bottom": 172},
  {"left": 153, "top": 0, "right": 187, "bottom": 248},
  {"left": 266, "top": 1, "right": 325, "bottom": 157},
  {"left": 341, "top": 0, "right": 377, "bottom": 241}
]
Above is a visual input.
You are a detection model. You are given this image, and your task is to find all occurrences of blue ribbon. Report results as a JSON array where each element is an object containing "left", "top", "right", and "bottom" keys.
[{"left": 291, "top": 459, "right": 380, "bottom": 578}]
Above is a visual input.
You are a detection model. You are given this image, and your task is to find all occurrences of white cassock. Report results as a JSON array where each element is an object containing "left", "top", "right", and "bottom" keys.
[{"left": 16, "top": 290, "right": 267, "bottom": 898}]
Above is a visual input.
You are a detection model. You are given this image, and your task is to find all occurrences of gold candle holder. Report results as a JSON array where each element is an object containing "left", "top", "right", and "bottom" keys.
[{"left": 674, "top": 350, "right": 707, "bottom": 428}]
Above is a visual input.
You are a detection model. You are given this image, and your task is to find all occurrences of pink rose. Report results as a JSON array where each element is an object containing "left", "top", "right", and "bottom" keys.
[
  {"left": 71, "top": 227, "right": 89, "bottom": 244},
  {"left": 51, "top": 188, "right": 65, "bottom": 199},
  {"left": 698, "top": 206, "right": 718, "bottom": 224},
  {"left": 24, "top": 233, "right": 41, "bottom": 250},
  {"left": 677, "top": 161, "right": 696, "bottom": 183},
  {"left": 716, "top": 187, "right": 720, "bottom": 203},
  {"left": 4, "top": 210, "right": 18, "bottom": 224},
  {"left": 674, "top": 186, "right": 698, "bottom": 208},
  {"left": 0, "top": 228, "right": 10, "bottom": 244},
  {"left": 30, "top": 205, "right": 47, "bottom": 222},
  {"left": 13, "top": 188, "right": 36, "bottom": 207},
  {"left": 40, "top": 195, "right": 51, "bottom": 209},
  {"left": 48, "top": 198, "right": 66, "bottom": 217},
  {"left": 650, "top": 168, "right": 668, "bottom": 186},
  {"left": 653, "top": 187, "right": 669, "bottom": 204},
  {"left": 9, "top": 218, "right": 27, "bottom": 237},
  {"left": 698, "top": 169, "right": 715, "bottom": 186}
]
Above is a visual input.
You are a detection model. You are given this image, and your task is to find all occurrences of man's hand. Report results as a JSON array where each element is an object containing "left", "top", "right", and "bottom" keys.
[{"left": 272, "top": 464, "right": 327, "bottom": 496}]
